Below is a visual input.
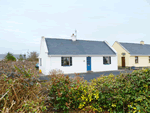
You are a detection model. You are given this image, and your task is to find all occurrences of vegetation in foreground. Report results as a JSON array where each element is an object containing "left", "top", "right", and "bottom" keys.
[{"left": 0, "top": 61, "right": 150, "bottom": 113}]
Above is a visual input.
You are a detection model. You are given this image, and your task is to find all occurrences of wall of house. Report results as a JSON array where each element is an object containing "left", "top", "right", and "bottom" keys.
[
  {"left": 112, "top": 42, "right": 130, "bottom": 67},
  {"left": 43, "top": 56, "right": 118, "bottom": 75},
  {"left": 129, "top": 56, "right": 150, "bottom": 67},
  {"left": 91, "top": 56, "right": 118, "bottom": 72},
  {"left": 39, "top": 38, "right": 49, "bottom": 75},
  {"left": 48, "top": 57, "right": 87, "bottom": 75}
]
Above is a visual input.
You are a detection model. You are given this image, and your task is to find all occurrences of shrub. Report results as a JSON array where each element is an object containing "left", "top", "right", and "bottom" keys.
[
  {"left": 48, "top": 68, "right": 150, "bottom": 112},
  {"left": 17, "top": 54, "right": 24, "bottom": 61},
  {"left": 27, "top": 51, "right": 38, "bottom": 61},
  {"left": 4, "top": 52, "right": 16, "bottom": 61},
  {"left": 0, "top": 64, "right": 47, "bottom": 112},
  {"left": 89, "top": 69, "right": 150, "bottom": 112},
  {"left": 48, "top": 70, "right": 86, "bottom": 112},
  {"left": 0, "top": 61, "right": 38, "bottom": 76}
]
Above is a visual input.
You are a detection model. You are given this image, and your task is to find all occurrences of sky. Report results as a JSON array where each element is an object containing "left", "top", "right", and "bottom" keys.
[{"left": 0, "top": 0, "right": 150, "bottom": 55}]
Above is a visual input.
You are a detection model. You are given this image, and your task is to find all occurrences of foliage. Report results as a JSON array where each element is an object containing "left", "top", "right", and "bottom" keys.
[
  {"left": 48, "top": 68, "right": 150, "bottom": 112},
  {"left": 4, "top": 52, "right": 16, "bottom": 61},
  {"left": 0, "top": 61, "right": 38, "bottom": 75},
  {"left": 1, "top": 60, "right": 150, "bottom": 112},
  {"left": 27, "top": 51, "right": 38, "bottom": 61},
  {"left": 0, "top": 61, "right": 47, "bottom": 113},
  {"left": 17, "top": 54, "right": 24, "bottom": 61},
  {"left": 48, "top": 70, "right": 86, "bottom": 112}
]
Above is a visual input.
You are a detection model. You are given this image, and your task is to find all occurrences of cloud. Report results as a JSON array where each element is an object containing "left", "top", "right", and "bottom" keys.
[
  {"left": 6, "top": 21, "right": 23, "bottom": 24},
  {"left": 88, "top": 16, "right": 106, "bottom": 19},
  {"left": 4, "top": 29, "right": 26, "bottom": 33}
]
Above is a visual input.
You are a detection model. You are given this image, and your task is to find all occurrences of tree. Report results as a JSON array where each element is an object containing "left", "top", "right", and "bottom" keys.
[
  {"left": 4, "top": 52, "right": 16, "bottom": 61},
  {"left": 23, "top": 54, "right": 26, "bottom": 60},
  {"left": 18, "top": 54, "right": 24, "bottom": 61},
  {"left": 27, "top": 51, "right": 38, "bottom": 61}
]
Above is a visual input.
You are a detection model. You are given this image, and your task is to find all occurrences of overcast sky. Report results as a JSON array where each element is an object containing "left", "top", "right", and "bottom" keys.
[{"left": 0, "top": 0, "right": 150, "bottom": 54}]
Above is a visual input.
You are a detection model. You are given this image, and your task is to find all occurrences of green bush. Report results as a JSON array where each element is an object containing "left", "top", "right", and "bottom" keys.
[
  {"left": 18, "top": 54, "right": 24, "bottom": 61},
  {"left": 48, "top": 68, "right": 150, "bottom": 112},
  {"left": 4, "top": 52, "right": 16, "bottom": 61},
  {"left": 48, "top": 71, "right": 85, "bottom": 112}
]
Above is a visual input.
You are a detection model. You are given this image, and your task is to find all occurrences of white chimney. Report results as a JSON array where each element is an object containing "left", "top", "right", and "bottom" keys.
[
  {"left": 71, "top": 33, "right": 76, "bottom": 41},
  {"left": 42, "top": 36, "right": 45, "bottom": 39},
  {"left": 140, "top": 41, "right": 144, "bottom": 45}
]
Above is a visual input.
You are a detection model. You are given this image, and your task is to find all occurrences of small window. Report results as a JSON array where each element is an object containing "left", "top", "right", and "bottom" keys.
[
  {"left": 103, "top": 56, "right": 111, "bottom": 65},
  {"left": 149, "top": 56, "right": 150, "bottom": 63},
  {"left": 40, "top": 58, "right": 42, "bottom": 66},
  {"left": 135, "top": 56, "right": 138, "bottom": 63},
  {"left": 61, "top": 57, "right": 72, "bottom": 66}
]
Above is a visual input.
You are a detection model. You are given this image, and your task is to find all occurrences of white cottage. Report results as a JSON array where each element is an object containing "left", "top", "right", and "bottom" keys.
[{"left": 39, "top": 36, "right": 118, "bottom": 75}]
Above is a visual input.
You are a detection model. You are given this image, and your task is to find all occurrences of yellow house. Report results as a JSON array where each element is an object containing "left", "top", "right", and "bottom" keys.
[{"left": 112, "top": 41, "right": 150, "bottom": 68}]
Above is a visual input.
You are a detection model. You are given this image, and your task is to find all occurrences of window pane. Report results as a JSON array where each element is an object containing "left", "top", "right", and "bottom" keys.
[
  {"left": 40, "top": 58, "right": 42, "bottom": 66},
  {"left": 61, "top": 57, "right": 63, "bottom": 66},
  {"left": 63, "top": 57, "right": 70, "bottom": 66},
  {"left": 135, "top": 56, "right": 138, "bottom": 63},
  {"left": 103, "top": 56, "right": 111, "bottom": 64},
  {"left": 70, "top": 57, "right": 72, "bottom": 66}
]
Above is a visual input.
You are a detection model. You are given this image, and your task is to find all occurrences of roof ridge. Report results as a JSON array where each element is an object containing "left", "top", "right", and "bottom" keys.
[
  {"left": 45, "top": 38, "right": 104, "bottom": 42},
  {"left": 119, "top": 42, "right": 150, "bottom": 45}
]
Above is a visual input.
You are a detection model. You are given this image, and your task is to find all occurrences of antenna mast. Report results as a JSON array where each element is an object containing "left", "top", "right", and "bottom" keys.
[{"left": 75, "top": 29, "right": 77, "bottom": 37}]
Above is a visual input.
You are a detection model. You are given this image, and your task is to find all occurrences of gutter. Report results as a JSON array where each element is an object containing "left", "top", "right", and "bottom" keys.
[
  {"left": 48, "top": 55, "right": 116, "bottom": 57},
  {"left": 130, "top": 54, "right": 150, "bottom": 56}
]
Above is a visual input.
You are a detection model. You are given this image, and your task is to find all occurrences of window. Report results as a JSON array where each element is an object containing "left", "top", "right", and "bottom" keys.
[
  {"left": 61, "top": 57, "right": 72, "bottom": 66},
  {"left": 149, "top": 56, "right": 150, "bottom": 63},
  {"left": 103, "top": 56, "right": 111, "bottom": 64},
  {"left": 135, "top": 56, "right": 138, "bottom": 63},
  {"left": 40, "top": 58, "right": 42, "bottom": 66}
]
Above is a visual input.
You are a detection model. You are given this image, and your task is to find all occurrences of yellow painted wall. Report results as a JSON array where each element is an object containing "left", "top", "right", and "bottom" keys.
[
  {"left": 129, "top": 56, "right": 150, "bottom": 67},
  {"left": 112, "top": 42, "right": 130, "bottom": 67}
]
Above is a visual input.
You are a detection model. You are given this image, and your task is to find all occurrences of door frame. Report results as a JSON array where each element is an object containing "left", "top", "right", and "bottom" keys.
[
  {"left": 87, "top": 57, "right": 91, "bottom": 71},
  {"left": 122, "top": 57, "right": 125, "bottom": 67}
]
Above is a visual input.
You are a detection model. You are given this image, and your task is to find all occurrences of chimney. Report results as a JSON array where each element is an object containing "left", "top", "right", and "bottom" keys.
[
  {"left": 140, "top": 41, "right": 144, "bottom": 45},
  {"left": 71, "top": 33, "right": 76, "bottom": 41},
  {"left": 42, "top": 36, "right": 45, "bottom": 39}
]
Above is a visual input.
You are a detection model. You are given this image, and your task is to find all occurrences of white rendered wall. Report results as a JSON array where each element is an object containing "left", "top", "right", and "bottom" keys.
[
  {"left": 91, "top": 56, "right": 118, "bottom": 72},
  {"left": 46, "top": 57, "right": 87, "bottom": 75},
  {"left": 39, "top": 38, "right": 49, "bottom": 75},
  {"left": 44, "top": 56, "right": 118, "bottom": 75}
]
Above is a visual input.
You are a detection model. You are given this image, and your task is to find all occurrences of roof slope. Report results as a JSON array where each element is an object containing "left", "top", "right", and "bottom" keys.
[
  {"left": 119, "top": 42, "right": 150, "bottom": 55},
  {"left": 45, "top": 38, "right": 116, "bottom": 55}
]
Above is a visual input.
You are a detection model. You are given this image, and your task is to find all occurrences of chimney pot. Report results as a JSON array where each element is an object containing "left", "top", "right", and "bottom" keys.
[
  {"left": 71, "top": 33, "right": 76, "bottom": 41},
  {"left": 140, "top": 41, "right": 144, "bottom": 45},
  {"left": 42, "top": 36, "right": 45, "bottom": 39}
]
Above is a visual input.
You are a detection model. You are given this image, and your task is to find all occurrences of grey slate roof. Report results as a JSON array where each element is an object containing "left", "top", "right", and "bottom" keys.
[
  {"left": 119, "top": 42, "right": 150, "bottom": 55},
  {"left": 45, "top": 38, "right": 116, "bottom": 55}
]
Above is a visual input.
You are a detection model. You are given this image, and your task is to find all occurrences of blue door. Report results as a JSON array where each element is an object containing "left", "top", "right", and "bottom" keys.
[{"left": 87, "top": 57, "right": 91, "bottom": 71}]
